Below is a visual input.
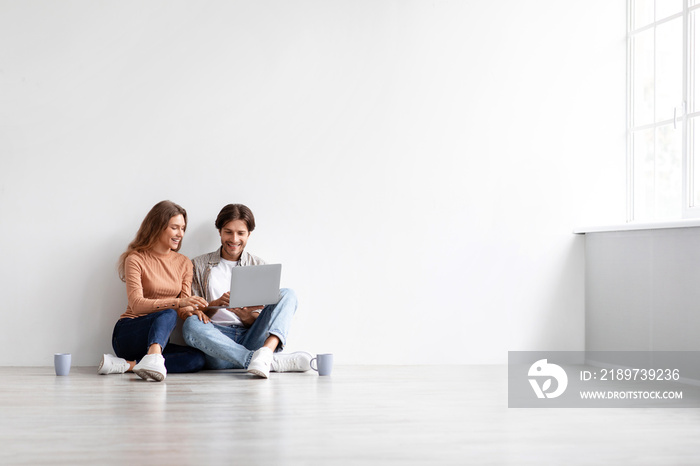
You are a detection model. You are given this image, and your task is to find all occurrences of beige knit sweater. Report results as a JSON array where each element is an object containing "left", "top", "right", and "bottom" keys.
[{"left": 120, "top": 249, "right": 193, "bottom": 319}]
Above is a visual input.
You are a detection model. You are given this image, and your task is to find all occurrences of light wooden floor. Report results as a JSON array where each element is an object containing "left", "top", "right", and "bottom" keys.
[{"left": 1, "top": 365, "right": 700, "bottom": 465}]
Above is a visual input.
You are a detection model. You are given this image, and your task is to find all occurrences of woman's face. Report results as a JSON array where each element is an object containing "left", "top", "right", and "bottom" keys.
[{"left": 157, "top": 214, "right": 186, "bottom": 252}]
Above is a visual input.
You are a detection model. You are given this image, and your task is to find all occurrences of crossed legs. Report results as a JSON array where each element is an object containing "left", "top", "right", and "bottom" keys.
[{"left": 183, "top": 288, "right": 297, "bottom": 369}]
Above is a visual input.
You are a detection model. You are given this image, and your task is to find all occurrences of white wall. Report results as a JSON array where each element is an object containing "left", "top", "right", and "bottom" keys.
[{"left": 0, "top": 1, "right": 626, "bottom": 366}]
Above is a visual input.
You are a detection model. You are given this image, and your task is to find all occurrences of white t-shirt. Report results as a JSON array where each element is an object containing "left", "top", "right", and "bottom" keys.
[{"left": 208, "top": 258, "right": 243, "bottom": 326}]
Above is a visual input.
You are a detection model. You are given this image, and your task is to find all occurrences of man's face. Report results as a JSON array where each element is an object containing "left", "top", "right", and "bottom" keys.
[{"left": 219, "top": 219, "right": 250, "bottom": 261}]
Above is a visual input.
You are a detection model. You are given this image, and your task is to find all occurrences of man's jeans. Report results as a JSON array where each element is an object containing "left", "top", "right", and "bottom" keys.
[{"left": 182, "top": 288, "right": 298, "bottom": 369}]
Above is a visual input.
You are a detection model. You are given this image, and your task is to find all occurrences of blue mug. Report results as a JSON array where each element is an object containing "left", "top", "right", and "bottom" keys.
[
  {"left": 54, "top": 353, "right": 71, "bottom": 376},
  {"left": 310, "top": 353, "right": 333, "bottom": 376}
]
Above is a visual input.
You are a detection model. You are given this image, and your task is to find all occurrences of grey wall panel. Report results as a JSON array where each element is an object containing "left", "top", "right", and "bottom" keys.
[{"left": 586, "top": 228, "right": 700, "bottom": 351}]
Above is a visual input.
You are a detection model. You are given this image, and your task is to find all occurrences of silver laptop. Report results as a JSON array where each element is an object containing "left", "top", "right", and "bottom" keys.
[{"left": 205, "top": 264, "right": 282, "bottom": 310}]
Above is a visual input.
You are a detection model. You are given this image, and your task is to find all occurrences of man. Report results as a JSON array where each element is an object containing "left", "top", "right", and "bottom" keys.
[{"left": 182, "top": 203, "right": 311, "bottom": 378}]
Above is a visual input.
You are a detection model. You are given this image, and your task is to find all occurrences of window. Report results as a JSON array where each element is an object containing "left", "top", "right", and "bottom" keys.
[{"left": 627, "top": 0, "right": 700, "bottom": 221}]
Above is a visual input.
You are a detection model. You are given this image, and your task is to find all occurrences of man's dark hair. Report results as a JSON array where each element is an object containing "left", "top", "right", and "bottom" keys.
[{"left": 215, "top": 204, "right": 256, "bottom": 232}]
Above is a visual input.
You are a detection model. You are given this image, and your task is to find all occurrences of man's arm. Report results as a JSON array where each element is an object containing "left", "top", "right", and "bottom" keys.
[{"left": 191, "top": 258, "right": 206, "bottom": 299}]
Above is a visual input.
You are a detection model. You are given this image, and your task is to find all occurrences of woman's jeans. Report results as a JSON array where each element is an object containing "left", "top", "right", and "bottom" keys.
[
  {"left": 112, "top": 308, "right": 205, "bottom": 373},
  {"left": 182, "top": 288, "right": 297, "bottom": 369}
]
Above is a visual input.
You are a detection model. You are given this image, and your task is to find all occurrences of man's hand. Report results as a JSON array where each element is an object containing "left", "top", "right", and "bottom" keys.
[
  {"left": 230, "top": 306, "right": 264, "bottom": 327},
  {"left": 209, "top": 292, "right": 230, "bottom": 308}
]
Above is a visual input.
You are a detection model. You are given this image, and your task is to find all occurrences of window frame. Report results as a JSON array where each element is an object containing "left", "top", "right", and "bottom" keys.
[{"left": 626, "top": 1, "right": 700, "bottom": 221}]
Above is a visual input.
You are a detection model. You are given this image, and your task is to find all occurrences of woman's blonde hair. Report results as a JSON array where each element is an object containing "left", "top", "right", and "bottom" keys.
[{"left": 117, "top": 200, "right": 187, "bottom": 281}]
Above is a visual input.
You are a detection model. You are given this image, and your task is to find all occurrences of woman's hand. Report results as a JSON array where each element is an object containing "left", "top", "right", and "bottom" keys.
[
  {"left": 179, "top": 296, "right": 209, "bottom": 310},
  {"left": 177, "top": 306, "right": 211, "bottom": 323}
]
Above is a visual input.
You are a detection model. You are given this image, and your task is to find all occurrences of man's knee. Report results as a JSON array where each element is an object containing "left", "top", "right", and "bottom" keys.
[
  {"left": 182, "top": 315, "right": 206, "bottom": 344},
  {"left": 279, "top": 287, "right": 297, "bottom": 303}
]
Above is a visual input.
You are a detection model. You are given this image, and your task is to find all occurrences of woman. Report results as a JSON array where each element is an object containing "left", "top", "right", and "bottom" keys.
[{"left": 98, "top": 200, "right": 210, "bottom": 381}]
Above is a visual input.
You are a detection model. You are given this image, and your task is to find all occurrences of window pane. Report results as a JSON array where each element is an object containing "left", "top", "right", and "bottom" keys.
[
  {"left": 628, "top": 3, "right": 691, "bottom": 221},
  {"left": 692, "top": 10, "right": 700, "bottom": 112},
  {"left": 631, "top": 0, "right": 654, "bottom": 30},
  {"left": 656, "top": 0, "right": 682, "bottom": 21},
  {"left": 632, "top": 126, "right": 683, "bottom": 220},
  {"left": 656, "top": 18, "right": 683, "bottom": 122},
  {"left": 632, "top": 29, "right": 655, "bottom": 126},
  {"left": 692, "top": 118, "right": 700, "bottom": 206},
  {"left": 655, "top": 124, "right": 683, "bottom": 218},
  {"left": 633, "top": 129, "right": 655, "bottom": 220}
]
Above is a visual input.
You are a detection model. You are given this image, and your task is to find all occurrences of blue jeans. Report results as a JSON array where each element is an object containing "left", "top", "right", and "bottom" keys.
[
  {"left": 182, "top": 288, "right": 297, "bottom": 369},
  {"left": 112, "top": 308, "right": 206, "bottom": 373}
]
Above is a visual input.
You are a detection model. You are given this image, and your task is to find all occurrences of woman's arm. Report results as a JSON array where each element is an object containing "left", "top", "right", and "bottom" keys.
[
  {"left": 176, "top": 260, "right": 209, "bottom": 322},
  {"left": 125, "top": 255, "right": 181, "bottom": 314}
]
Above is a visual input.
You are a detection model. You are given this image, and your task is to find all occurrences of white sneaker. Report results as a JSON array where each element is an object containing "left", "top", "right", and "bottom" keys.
[
  {"left": 247, "top": 347, "right": 273, "bottom": 378},
  {"left": 271, "top": 352, "right": 312, "bottom": 372},
  {"left": 133, "top": 354, "right": 167, "bottom": 382},
  {"left": 98, "top": 354, "right": 130, "bottom": 375}
]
